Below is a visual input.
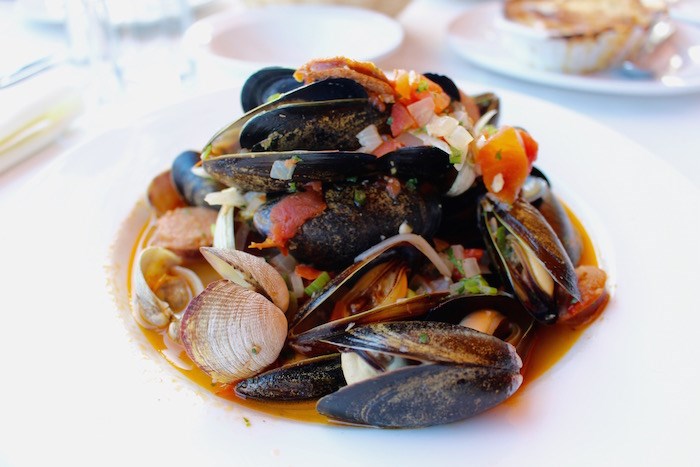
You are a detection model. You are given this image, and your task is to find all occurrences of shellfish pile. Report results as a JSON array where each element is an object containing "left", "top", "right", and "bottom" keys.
[{"left": 132, "top": 57, "right": 608, "bottom": 428}]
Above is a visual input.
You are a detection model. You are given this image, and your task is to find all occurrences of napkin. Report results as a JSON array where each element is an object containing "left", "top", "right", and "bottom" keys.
[{"left": 0, "top": 66, "right": 84, "bottom": 174}]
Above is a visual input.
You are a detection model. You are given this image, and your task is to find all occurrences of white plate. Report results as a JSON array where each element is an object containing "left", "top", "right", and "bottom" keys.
[
  {"left": 447, "top": 2, "right": 700, "bottom": 96},
  {"left": 183, "top": 5, "right": 403, "bottom": 73},
  {"left": 671, "top": 0, "right": 700, "bottom": 25},
  {"left": 1, "top": 83, "right": 699, "bottom": 467}
]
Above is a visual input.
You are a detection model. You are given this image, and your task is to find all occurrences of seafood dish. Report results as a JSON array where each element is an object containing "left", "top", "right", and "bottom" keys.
[{"left": 128, "top": 56, "right": 609, "bottom": 428}]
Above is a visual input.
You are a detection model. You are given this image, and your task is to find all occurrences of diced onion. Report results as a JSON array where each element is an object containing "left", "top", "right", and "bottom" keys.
[
  {"left": 445, "top": 125, "right": 474, "bottom": 157},
  {"left": 394, "top": 131, "right": 423, "bottom": 148},
  {"left": 269, "top": 253, "right": 298, "bottom": 275},
  {"left": 473, "top": 109, "right": 498, "bottom": 137},
  {"left": 270, "top": 159, "right": 297, "bottom": 180},
  {"left": 354, "top": 233, "right": 452, "bottom": 278},
  {"left": 407, "top": 97, "right": 435, "bottom": 127},
  {"left": 446, "top": 160, "right": 477, "bottom": 197},
  {"left": 356, "top": 124, "right": 383, "bottom": 152},
  {"left": 414, "top": 131, "right": 450, "bottom": 155},
  {"left": 204, "top": 186, "right": 246, "bottom": 207},
  {"left": 190, "top": 165, "right": 211, "bottom": 178},
  {"left": 289, "top": 272, "right": 305, "bottom": 299},
  {"left": 462, "top": 257, "right": 481, "bottom": 278},
  {"left": 212, "top": 205, "right": 235, "bottom": 250},
  {"left": 426, "top": 115, "right": 459, "bottom": 138}
]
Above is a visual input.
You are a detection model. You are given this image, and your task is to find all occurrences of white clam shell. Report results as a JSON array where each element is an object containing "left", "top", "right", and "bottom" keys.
[
  {"left": 200, "top": 247, "right": 290, "bottom": 313},
  {"left": 180, "top": 280, "right": 288, "bottom": 383},
  {"left": 132, "top": 246, "right": 204, "bottom": 330}
]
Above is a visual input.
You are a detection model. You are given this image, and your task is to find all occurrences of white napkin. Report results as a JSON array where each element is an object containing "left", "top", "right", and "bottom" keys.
[{"left": 0, "top": 66, "right": 84, "bottom": 174}]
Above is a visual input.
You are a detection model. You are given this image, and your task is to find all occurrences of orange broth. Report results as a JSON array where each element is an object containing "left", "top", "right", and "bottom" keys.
[{"left": 125, "top": 203, "right": 604, "bottom": 424}]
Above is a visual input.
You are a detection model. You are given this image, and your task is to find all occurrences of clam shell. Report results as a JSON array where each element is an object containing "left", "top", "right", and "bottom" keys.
[
  {"left": 200, "top": 247, "right": 289, "bottom": 313},
  {"left": 180, "top": 280, "right": 287, "bottom": 383}
]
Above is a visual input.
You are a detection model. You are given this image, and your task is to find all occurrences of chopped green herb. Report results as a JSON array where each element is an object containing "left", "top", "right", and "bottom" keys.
[
  {"left": 496, "top": 225, "right": 508, "bottom": 255},
  {"left": 447, "top": 247, "right": 466, "bottom": 276},
  {"left": 449, "top": 147, "right": 463, "bottom": 165},
  {"left": 291, "top": 155, "right": 302, "bottom": 163},
  {"left": 243, "top": 417, "right": 251, "bottom": 427},
  {"left": 387, "top": 116, "right": 394, "bottom": 125},
  {"left": 346, "top": 176, "right": 358, "bottom": 183},
  {"left": 353, "top": 188, "right": 367, "bottom": 207},
  {"left": 417, "top": 80, "right": 429, "bottom": 92},
  {"left": 495, "top": 149, "right": 502, "bottom": 161},
  {"left": 287, "top": 182, "right": 297, "bottom": 192},
  {"left": 251, "top": 345, "right": 260, "bottom": 355},
  {"left": 405, "top": 178, "right": 418, "bottom": 191},
  {"left": 304, "top": 271, "right": 331, "bottom": 297},
  {"left": 418, "top": 332, "right": 429, "bottom": 344},
  {"left": 266, "top": 93, "right": 282, "bottom": 103},
  {"left": 455, "top": 275, "right": 498, "bottom": 296}
]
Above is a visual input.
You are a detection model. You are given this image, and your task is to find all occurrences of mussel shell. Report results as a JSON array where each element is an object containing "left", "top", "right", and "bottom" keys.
[
  {"left": 240, "top": 99, "right": 389, "bottom": 152},
  {"left": 423, "top": 73, "right": 460, "bottom": 102},
  {"left": 316, "top": 363, "right": 522, "bottom": 428},
  {"left": 240, "top": 67, "right": 301, "bottom": 113},
  {"left": 234, "top": 354, "right": 345, "bottom": 401},
  {"left": 172, "top": 150, "right": 226, "bottom": 209},
  {"left": 203, "top": 150, "right": 382, "bottom": 193},
  {"left": 255, "top": 180, "right": 442, "bottom": 269},
  {"left": 321, "top": 321, "right": 521, "bottom": 371},
  {"left": 473, "top": 92, "right": 500, "bottom": 126},
  {"left": 290, "top": 293, "right": 449, "bottom": 356},
  {"left": 426, "top": 292, "right": 536, "bottom": 356},
  {"left": 522, "top": 169, "right": 582, "bottom": 266},
  {"left": 436, "top": 179, "right": 487, "bottom": 247},
  {"left": 381, "top": 146, "right": 457, "bottom": 194},
  {"left": 207, "top": 78, "right": 369, "bottom": 156},
  {"left": 479, "top": 195, "right": 580, "bottom": 324}
]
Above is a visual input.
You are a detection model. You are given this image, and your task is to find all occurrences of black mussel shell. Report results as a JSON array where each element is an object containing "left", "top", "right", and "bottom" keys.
[
  {"left": 241, "top": 67, "right": 301, "bottom": 113},
  {"left": 203, "top": 151, "right": 382, "bottom": 193},
  {"left": 436, "top": 179, "right": 486, "bottom": 247},
  {"left": 207, "top": 78, "right": 369, "bottom": 156},
  {"left": 381, "top": 146, "right": 457, "bottom": 194},
  {"left": 171, "top": 150, "right": 226, "bottom": 209},
  {"left": 473, "top": 92, "right": 500, "bottom": 126},
  {"left": 423, "top": 72, "right": 460, "bottom": 102},
  {"left": 235, "top": 354, "right": 345, "bottom": 401},
  {"left": 254, "top": 179, "right": 442, "bottom": 270},
  {"left": 240, "top": 99, "right": 389, "bottom": 152}
]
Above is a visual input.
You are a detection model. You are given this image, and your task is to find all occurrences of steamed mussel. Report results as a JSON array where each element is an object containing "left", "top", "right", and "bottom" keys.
[{"left": 132, "top": 56, "right": 609, "bottom": 429}]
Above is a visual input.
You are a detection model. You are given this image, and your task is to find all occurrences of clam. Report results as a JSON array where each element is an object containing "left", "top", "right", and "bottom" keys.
[
  {"left": 180, "top": 280, "right": 287, "bottom": 383},
  {"left": 132, "top": 246, "right": 204, "bottom": 341}
]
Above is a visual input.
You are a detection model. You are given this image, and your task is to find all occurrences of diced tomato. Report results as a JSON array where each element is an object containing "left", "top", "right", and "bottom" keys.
[
  {"left": 391, "top": 70, "right": 451, "bottom": 113},
  {"left": 373, "top": 138, "right": 403, "bottom": 157},
  {"left": 559, "top": 266, "right": 608, "bottom": 328},
  {"left": 462, "top": 248, "right": 484, "bottom": 260},
  {"left": 384, "top": 176, "right": 402, "bottom": 198},
  {"left": 516, "top": 128, "right": 539, "bottom": 168},
  {"left": 476, "top": 126, "right": 530, "bottom": 205},
  {"left": 390, "top": 102, "right": 417, "bottom": 137},
  {"left": 249, "top": 189, "right": 326, "bottom": 254},
  {"left": 433, "top": 238, "right": 450, "bottom": 252},
  {"left": 294, "top": 264, "right": 323, "bottom": 281}
]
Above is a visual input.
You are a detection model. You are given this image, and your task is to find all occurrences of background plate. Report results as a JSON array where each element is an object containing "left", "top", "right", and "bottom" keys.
[
  {"left": 0, "top": 82, "right": 698, "bottom": 466},
  {"left": 447, "top": 2, "right": 700, "bottom": 96}
]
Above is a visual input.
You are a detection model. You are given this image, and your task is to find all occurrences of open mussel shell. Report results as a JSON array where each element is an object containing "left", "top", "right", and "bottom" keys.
[
  {"left": 254, "top": 179, "right": 442, "bottom": 270},
  {"left": 426, "top": 292, "right": 536, "bottom": 356},
  {"left": 521, "top": 168, "right": 582, "bottom": 266},
  {"left": 171, "top": 150, "right": 226, "bottom": 209},
  {"left": 321, "top": 321, "right": 521, "bottom": 370},
  {"left": 240, "top": 99, "right": 389, "bottom": 152},
  {"left": 290, "top": 293, "right": 449, "bottom": 356},
  {"left": 316, "top": 321, "right": 522, "bottom": 428},
  {"left": 180, "top": 280, "right": 287, "bottom": 383},
  {"left": 203, "top": 151, "right": 382, "bottom": 193},
  {"left": 235, "top": 354, "right": 345, "bottom": 401},
  {"left": 240, "top": 67, "right": 301, "bottom": 113},
  {"left": 479, "top": 195, "right": 580, "bottom": 324},
  {"left": 206, "top": 78, "right": 368, "bottom": 156},
  {"left": 423, "top": 72, "right": 460, "bottom": 102}
]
